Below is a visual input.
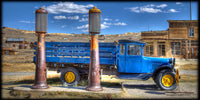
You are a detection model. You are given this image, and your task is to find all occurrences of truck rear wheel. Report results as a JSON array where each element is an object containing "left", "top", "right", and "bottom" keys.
[
  {"left": 60, "top": 67, "right": 80, "bottom": 86},
  {"left": 156, "top": 69, "right": 177, "bottom": 90}
]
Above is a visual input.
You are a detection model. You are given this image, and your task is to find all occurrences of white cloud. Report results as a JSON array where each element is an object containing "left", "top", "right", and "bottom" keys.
[
  {"left": 129, "top": 7, "right": 140, "bottom": 13},
  {"left": 127, "top": 4, "right": 179, "bottom": 13},
  {"left": 76, "top": 22, "right": 110, "bottom": 32},
  {"left": 176, "top": 2, "right": 184, "bottom": 6},
  {"left": 54, "top": 15, "right": 66, "bottom": 19},
  {"left": 34, "top": 6, "right": 39, "bottom": 9},
  {"left": 104, "top": 18, "right": 112, "bottom": 21},
  {"left": 83, "top": 15, "right": 89, "bottom": 17},
  {"left": 77, "top": 24, "right": 88, "bottom": 29},
  {"left": 140, "top": 7, "right": 162, "bottom": 13},
  {"left": 156, "top": 4, "right": 167, "bottom": 8},
  {"left": 101, "top": 24, "right": 109, "bottom": 29},
  {"left": 81, "top": 29, "right": 88, "bottom": 32},
  {"left": 61, "top": 25, "right": 67, "bottom": 28},
  {"left": 79, "top": 18, "right": 88, "bottom": 22},
  {"left": 176, "top": 2, "right": 182, "bottom": 5},
  {"left": 76, "top": 20, "right": 127, "bottom": 32},
  {"left": 115, "top": 19, "right": 119, "bottom": 21},
  {"left": 103, "top": 22, "right": 112, "bottom": 25},
  {"left": 67, "top": 15, "right": 79, "bottom": 20},
  {"left": 144, "top": 4, "right": 155, "bottom": 8},
  {"left": 113, "top": 22, "right": 127, "bottom": 26},
  {"left": 19, "top": 21, "right": 34, "bottom": 23},
  {"left": 44, "top": 2, "right": 94, "bottom": 14},
  {"left": 168, "top": 9, "right": 179, "bottom": 13},
  {"left": 128, "top": 4, "right": 162, "bottom": 13}
]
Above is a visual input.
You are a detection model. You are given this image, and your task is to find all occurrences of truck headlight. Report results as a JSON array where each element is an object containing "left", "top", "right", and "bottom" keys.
[
  {"left": 169, "top": 58, "right": 172, "bottom": 63},
  {"left": 169, "top": 57, "right": 175, "bottom": 65},
  {"left": 173, "top": 57, "right": 175, "bottom": 65}
]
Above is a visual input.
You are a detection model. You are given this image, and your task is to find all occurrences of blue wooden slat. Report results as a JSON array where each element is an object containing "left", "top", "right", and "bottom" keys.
[{"left": 33, "top": 42, "right": 118, "bottom": 65}]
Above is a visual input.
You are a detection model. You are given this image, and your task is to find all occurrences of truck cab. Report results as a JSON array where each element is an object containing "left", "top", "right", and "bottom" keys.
[{"left": 117, "top": 39, "right": 179, "bottom": 90}]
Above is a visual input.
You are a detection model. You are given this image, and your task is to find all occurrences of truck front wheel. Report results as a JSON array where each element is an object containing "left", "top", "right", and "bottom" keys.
[
  {"left": 156, "top": 69, "right": 177, "bottom": 90},
  {"left": 60, "top": 67, "right": 80, "bottom": 86}
]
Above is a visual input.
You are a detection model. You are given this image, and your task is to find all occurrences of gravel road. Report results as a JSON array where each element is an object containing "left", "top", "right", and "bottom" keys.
[{"left": 179, "top": 70, "right": 197, "bottom": 75}]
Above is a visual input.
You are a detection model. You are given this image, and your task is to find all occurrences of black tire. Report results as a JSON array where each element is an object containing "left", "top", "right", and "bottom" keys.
[
  {"left": 152, "top": 75, "right": 157, "bottom": 84},
  {"left": 156, "top": 69, "right": 177, "bottom": 90},
  {"left": 60, "top": 67, "right": 80, "bottom": 86}
]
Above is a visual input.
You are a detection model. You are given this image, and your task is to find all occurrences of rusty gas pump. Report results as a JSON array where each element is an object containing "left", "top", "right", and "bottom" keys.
[
  {"left": 32, "top": 7, "right": 49, "bottom": 89},
  {"left": 86, "top": 7, "right": 103, "bottom": 91}
]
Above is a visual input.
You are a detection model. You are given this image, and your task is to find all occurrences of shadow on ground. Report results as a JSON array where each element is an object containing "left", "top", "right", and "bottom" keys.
[{"left": 123, "top": 84, "right": 166, "bottom": 95}]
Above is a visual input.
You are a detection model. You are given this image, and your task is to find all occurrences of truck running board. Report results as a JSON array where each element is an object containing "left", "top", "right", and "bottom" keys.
[{"left": 117, "top": 73, "right": 152, "bottom": 80}]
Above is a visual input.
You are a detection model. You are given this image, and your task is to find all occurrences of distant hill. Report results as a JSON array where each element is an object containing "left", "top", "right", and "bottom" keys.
[{"left": 2, "top": 27, "right": 141, "bottom": 43}]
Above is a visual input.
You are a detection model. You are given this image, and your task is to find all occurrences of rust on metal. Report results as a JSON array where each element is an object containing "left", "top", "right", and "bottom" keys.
[
  {"left": 86, "top": 6, "right": 103, "bottom": 91},
  {"left": 35, "top": 7, "right": 48, "bottom": 14},
  {"left": 32, "top": 7, "right": 49, "bottom": 89},
  {"left": 32, "top": 32, "right": 49, "bottom": 89},
  {"left": 86, "top": 34, "right": 103, "bottom": 91}
]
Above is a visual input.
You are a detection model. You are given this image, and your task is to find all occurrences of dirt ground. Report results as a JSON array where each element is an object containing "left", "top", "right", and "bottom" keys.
[{"left": 1, "top": 59, "right": 198, "bottom": 99}]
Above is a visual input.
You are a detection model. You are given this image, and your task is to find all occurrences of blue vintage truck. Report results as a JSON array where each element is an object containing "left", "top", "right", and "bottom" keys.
[{"left": 33, "top": 39, "right": 180, "bottom": 90}]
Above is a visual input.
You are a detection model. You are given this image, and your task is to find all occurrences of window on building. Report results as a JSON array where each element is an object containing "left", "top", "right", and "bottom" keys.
[
  {"left": 182, "top": 48, "right": 185, "bottom": 56},
  {"left": 191, "top": 48, "right": 194, "bottom": 55},
  {"left": 127, "top": 44, "right": 141, "bottom": 56},
  {"left": 171, "top": 42, "right": 181, "bottom": 55},
  {"left": 120, "top": 44, "right": 125, "bottom": 55},
  {"left": 196, "top": 48, "right": 198, "bottom": 55},
  {"left": 189, "top": 28, "right": 194, "bottom": 37},
  {"left": 191, "top": 40, "right": 198, "bottom": 46},
  {"left": 158, "top": 42, "right": 165, "bottom": 56},
  {"left": 145, "top": 43, "right": 153, "bottom": 56}
]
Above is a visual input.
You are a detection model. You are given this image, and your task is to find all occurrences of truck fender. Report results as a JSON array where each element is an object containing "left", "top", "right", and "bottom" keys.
[{"left": 152, "top": 65, "right": 173, "bottom": 78}]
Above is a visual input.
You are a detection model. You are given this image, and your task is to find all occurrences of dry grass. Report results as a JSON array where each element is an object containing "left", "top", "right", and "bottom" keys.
[{"left": 2, "top": 63, "right": 35, "bottom": 72}]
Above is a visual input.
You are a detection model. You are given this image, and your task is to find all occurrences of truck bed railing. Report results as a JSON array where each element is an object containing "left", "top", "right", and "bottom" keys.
[{"left": 33, "top": 42, "right": 118, "bottom": 65}]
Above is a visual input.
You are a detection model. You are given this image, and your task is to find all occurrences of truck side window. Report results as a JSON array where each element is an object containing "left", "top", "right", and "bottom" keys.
[
  {"left": 128, "top": 44, "right": 141, "bottom": 56},
  {"left": 120, "top": 44, "right": 125, "bottom": 55}
]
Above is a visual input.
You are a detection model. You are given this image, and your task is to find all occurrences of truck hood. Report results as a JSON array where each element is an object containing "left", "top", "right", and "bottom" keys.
[{"left": 143, "top": 56, "right": 170, "bottom": 64}]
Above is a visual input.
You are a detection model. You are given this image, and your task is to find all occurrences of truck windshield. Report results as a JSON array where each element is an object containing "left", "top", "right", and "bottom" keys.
[{"left": 127, "top": 44, "right": 141, "bottom": 56}]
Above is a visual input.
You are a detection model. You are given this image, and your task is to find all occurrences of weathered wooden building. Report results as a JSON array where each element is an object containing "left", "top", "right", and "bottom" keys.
[
  {"left": 2, "top": 47, "right": 19, "bottom": 55},
  {"left": 5, "top": 38, "right": 30, "bottom": 49},
  {"left": 141, "top": 20, "right": 198, "bottom": 59}
]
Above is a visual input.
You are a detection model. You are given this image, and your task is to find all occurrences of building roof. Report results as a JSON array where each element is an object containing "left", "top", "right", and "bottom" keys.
[
  {"left": 2, "top": 47, "right": 14, "bottom": 51},
  {"left": 118, "top": 39, "right": 146, "bottom": 44},
  {"left": 167, "top": 20, "right": 198, "bottom": 23},
  {"left": 6, "top": 38, "right": 24, "bottom": 42},
  {"left": 141, "top": 30, "right": 168, "bottom": 36}
]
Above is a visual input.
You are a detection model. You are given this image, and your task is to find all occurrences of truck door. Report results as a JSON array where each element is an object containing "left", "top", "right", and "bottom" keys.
[
  {"left": 126, "top": 44, "right": 142, "bottom": 73},
  {"left": 118, "top": 44, "right": 126, "bottom": 72}
]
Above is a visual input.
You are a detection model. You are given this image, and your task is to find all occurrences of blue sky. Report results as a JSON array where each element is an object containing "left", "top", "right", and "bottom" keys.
[{"left": 2, "top": 1, "right": 198, "bottom": 35}]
